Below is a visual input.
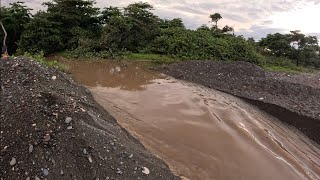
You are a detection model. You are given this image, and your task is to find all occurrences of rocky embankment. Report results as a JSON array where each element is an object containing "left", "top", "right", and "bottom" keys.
[
  {"left": 158, "top": 61, "right": 320, "bottom": 145},
  {"left": 0, "top": 57, "right": 180, "bottom": 180}
]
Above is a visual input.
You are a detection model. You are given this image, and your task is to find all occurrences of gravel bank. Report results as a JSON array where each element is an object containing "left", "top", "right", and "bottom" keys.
[
  {"left": 158, "top": 60, "right": 320, "bottom": 145},
  {"left": 0, "top": 57, "right": 180, "bottom": 180}
]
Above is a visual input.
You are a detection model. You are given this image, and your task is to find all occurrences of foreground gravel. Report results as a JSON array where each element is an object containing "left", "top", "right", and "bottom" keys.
[
  {"left": 0, "top": 57, "right": 180, "bottom": 180},
  {"left": 158, "top": 60, "right": 320, "bottom": 144}
]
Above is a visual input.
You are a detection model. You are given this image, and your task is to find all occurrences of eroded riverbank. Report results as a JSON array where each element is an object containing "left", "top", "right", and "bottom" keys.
[{"left": 63, "top": 59, "right": 320, "bottom": 180}]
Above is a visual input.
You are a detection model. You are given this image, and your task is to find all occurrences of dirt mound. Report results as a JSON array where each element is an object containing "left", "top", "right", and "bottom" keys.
[
  {"left": 168, "top": 61, "right": 266, "bottom": 78},
  {"left": 158, "top": 60, "right": 320, "bottom": 145},
  {"left": 0, "top": 57, "right": 179, "bottom": 180}
]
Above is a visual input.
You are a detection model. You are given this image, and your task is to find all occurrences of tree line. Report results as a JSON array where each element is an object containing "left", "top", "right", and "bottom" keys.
[{"left": 0, "top": 0, "right": 319, "bottom": 68}]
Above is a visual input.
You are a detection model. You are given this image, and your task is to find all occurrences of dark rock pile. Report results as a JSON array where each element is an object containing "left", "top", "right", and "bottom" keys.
[{"left": 0, "top": 57, "right": 179, "bottom": 180}]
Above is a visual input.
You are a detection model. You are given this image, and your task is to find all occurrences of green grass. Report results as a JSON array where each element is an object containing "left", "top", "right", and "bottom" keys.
[
  {"left": 59, "top": 51, "right": 180, "bottom": 64},
  {"left": 261, "top": 56, "right": 315, "bottom": 73},
  {"left": 54, "top": 51, "right": 319, "bottom": 73},
  {"left": 122, "top": 53, "right": 178, "bottom": 64},
  {"left": 263, "top": 64, "right": 314, "bottom": 73},
  {"left": 23, "top": 52, "right": 66, "bottom": 71}
]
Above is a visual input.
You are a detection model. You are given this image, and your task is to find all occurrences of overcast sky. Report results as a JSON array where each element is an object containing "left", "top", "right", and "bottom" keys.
[{"left": 2, "top": 0, "right": 320, "bottom": 39}]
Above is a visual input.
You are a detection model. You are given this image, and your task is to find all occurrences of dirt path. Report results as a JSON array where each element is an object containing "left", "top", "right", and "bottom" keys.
[
  {"left": 0, "top": 57, "right": 179, "bottom": 180},
  {"left": 157, "top": 60, "right": 320, "bottom": 145}
]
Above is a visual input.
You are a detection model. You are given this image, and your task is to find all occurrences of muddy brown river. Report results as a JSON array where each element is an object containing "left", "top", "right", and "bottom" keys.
[{"left": 63, "top": 60, "right": 320, "bottom": 180}]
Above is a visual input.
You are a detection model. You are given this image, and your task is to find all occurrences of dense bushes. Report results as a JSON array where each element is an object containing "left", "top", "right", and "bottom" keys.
[
  {"left": 1, "top": 0, "right": 319, "bottom": 69},
  {"left": 146, "top": 28, "right": 263, "bottom": 64}
]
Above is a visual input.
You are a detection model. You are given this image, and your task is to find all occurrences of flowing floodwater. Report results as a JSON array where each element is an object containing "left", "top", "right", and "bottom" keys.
[{"left": 63, "top": 60, "right": 320, "bottom": 180}]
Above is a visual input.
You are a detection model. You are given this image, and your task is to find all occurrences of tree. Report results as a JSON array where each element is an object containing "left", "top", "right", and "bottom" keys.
[
  {"left": 259, "top": 33, "right": 292, "bottom": 57},
  {"left": 159, "top": 18, "right": 185, "bottom": 29},
  {"left": 18, "top": 0, "right": 101, "bottom": 54},
  {"left": 100, "top": 6, "right": 122, "bottom": 25},
  {"left": 0, "top": 2, "right": 31, "bottom": 54},
  {"left": 210, "top": 13, "right": 222, "bottom": 29},
  {"left": 258, "top": 31, "right": 320, "bottom": 67},
  {"left": 222, "top": 25, "right": 234, "bottom": 34},
  {"left": 18, "top": 13, "right": 64, "bottom": 54},
  {"left": 197, "top": 24, "right": 210, "bottom": 31},
  {"left": 43, "top": 0, "right": 101, "bottom": 48},
  {"left": 289, "top": 30, "right": 319, "bottom": 66},
  {"left": 169, "top": 18, "right": 185, "bottom": 28},
  {"left": 102, "top": 2, "right": 159, "bottom": 52}
]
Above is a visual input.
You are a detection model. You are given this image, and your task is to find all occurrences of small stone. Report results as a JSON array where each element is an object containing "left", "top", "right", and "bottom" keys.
[
  {"left": 43, "top": 168, "right": 49, "bottom": 176},
  {"left": 52, "top": 76, "right": 57, "bottom": 80},
  {"left": 258, "top": 97, "right": 264, "bottom": 100},
  {"left": 10, "top": 157, "right": 17, "bottom": 166},
  {"left": 83, "top": 149, "right": 87, "bottom": 155},
  {"left": 60, "top": 170, "right": 64, "bottom": 175},
  {"left": 142, "top": 167, "right": 150, "bottom": 175},
  {"left": 88, "top": 156, "right": 93, "bottom": 163},
  {"left": 116, "top": 168, "right": 122, "bottom": 174},
  {"left": 35, "top": 176, "right": 40, "bottom": 180},
  {"left": 43, "top": 134, "right": 51, "bottom": 142},
  {"left": 26, "top": 177, "right": 30, "bottom": 180},
  {"left": 29, "top": 145, "right": 33, "bottom": 153},
  {"left": 65, "top": 117, "right": 72, "bottom": 124},
  {"left": 67, "top": 126, "right": 73, "bottom": 130},
  {"left": 129, "top": 154, "right": 133, "bottom": 158}
]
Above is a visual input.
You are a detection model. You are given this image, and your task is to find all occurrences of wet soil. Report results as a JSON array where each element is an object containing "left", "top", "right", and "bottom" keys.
[
  {"left": 63, "top": 59, "right": 320, "bottom": 180},
  {"left": 0, "top": 57, "right": 180, "bottom": 180},
  {"left": 157, "top": 61, "right": 320, "bottom": 144}
]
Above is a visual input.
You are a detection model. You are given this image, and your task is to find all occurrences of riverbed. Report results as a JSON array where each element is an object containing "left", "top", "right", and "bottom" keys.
[{"left": 63, "top": 59, "right": 320, "bottom": 180}]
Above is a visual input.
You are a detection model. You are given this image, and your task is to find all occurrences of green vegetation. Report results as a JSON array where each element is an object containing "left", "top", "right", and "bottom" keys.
[
  {"left": 123, "top": 53, "right": 177, "bottom": 64},
  {"left": 1, "top": 0, "right": 319, "bottom": 72},
  {"left": 23, "top": 51, "right": 65, "bottom": 70}
]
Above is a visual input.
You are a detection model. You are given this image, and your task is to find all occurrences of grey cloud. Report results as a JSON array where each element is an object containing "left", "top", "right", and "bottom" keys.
[
  {"left": 170, "top": 4, "right": 208, "bottom": 15},
  {"left": 237, "top": 25, "right": 288, "bottom": 39},
  {"left": 223, "top": 14, "right": 249, "bottom": 23}
]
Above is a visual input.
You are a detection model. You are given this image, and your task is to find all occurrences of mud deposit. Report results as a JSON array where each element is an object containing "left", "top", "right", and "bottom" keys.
[{"left": 64, "top": 60, "right": 320, "bottom": 180}]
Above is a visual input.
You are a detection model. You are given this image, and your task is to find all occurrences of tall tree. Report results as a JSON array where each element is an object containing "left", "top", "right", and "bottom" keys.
[
  {"left": 102, "top": 2, "right": 159, "bottom": 52},
  {"left": 43, "top": 0, "right": 101, "bottom": 48},
  {"left": 18, "top": 12, "right": 64, "bottom": 54},
  {"left": 0, "top": 2, "right": 31, "bottom": 54},
  {"left": 210, "top": 13, "right": 222, "bottom": 29},
  {"left": 19, "top": 0, "right": 101, "bottom": 54},
  {"left": 259, "top": 33, "right": 292, "bottom": 57},
  {"left": 100, "top": 6, "right": 122, "bottom": 25}
]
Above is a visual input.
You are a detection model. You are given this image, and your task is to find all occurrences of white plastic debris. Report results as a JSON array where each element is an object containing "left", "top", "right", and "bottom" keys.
[
  {"left": 142, "top": 167, "right": 150, "bottom": 175},
  {"left": 52, "top": 76, "right": 57, "bottom": 80}
]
